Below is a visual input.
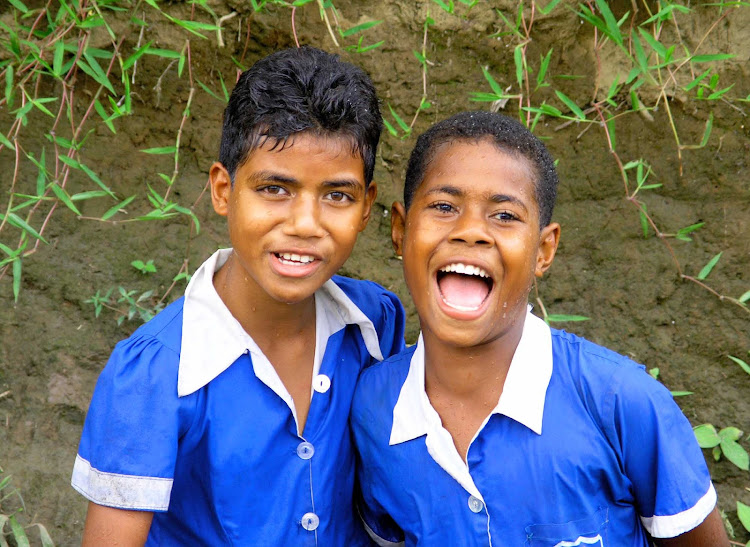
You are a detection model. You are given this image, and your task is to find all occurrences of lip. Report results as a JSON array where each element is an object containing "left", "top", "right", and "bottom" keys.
[
  {"left": 269, "top": 249, "right": 324, "bottom": 278},
  {"left": 433, "top": 257, "right": 496, "bottom": 321}
]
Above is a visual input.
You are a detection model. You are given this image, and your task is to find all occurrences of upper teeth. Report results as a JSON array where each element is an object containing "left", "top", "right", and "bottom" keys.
[
  {"left": 279, "top": 253, "right": 315, "bottom": 264},
  {"left": 439, "top": 263, "right": 489, "bottom": 278}
]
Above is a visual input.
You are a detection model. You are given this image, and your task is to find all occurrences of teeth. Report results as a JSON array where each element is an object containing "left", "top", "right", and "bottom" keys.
[
  {"left": 278, "top": 253, "right": 315, "bottom": 264},
  {"left": 439, "top": 263, "right": 489, "bottom": 278}
]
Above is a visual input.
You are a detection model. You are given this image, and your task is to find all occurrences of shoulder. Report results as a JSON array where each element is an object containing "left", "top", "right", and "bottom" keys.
[
  {"left": 549, "top": 328, "right": 658, "bottom": 393},
  {"left": 98, "top": 297, "right": 186, "bottom": 388},
  {"left": 352, "top": 346, "right": 414, "bottom": 419},
  {"left": 330, "top": 275, "right": 402, "bottom": 311}
]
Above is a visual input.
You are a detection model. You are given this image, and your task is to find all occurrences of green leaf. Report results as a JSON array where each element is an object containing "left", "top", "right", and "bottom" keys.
[
  {"left": 546, "top": 314, "right": 590, "bottom": 322},
  {"left": 693, "top": 424, "right": 720, "bottom": 448},
  {"left": 699, "top": 113, "right": 713, "bottom": 148},
  {"left": 675, "top": 222, "right": 704, "bottom": 241},
  {"left": 8, "top": 0, "right": 29, "bottom": 12},
  {"left": 639, "top": 206, "right": 649, "bottom": 238},
  {"left": 76, "top": 57, "right": 115, "bottom": 95},
  {"left": 712, "top": 445, "right": 721, "bottom": 461},
  {"left": 382, "top": 117, "right": 398, "bottom": 137},
  {"left": 145, "top": 47, "right": 182, "bottom": 59},
  {"left": 728, "top": 355, "right": 750, "bottom": 376},
  {"left": 670, "top": 391, "right": 693, "bottom": 397},
  {"left": 719, "top": 427, "right": 743, "bottom": 442},
  {"left": 101, "top": 195, "right": 135, "bottom": 221},
  {"left": 538, "top": 0, "right": 562, "bottom": 15},
  {"left": 6, "top": 213, "right": 47, "bottom": 243},
  {"left": 537, "top": 49, "right": 553, "bottom": 89},
  {"left": 555, "top": 90, "right": 586, "bottom": 120},
  {"left": 739, "top": 289, "right": 750, "bottom": 304},
  {"left": 50, "top": 182, "right": 82, "bottom": 216},
  {"left": 638, "top": 28, "right": 667, "bottom": 59},
  {"left": 122, "top": 40, "right": 153, "bottom": 70},
  {"left": 696, "top": 251, "right": 722, "bottom": 280},
  {"left": 0, "top": 131, "right": 14, "bottom": 150},
  {"left": 481, "top": 66, "right": 505, "bottom": 97},
  {"left": 12, "top": 254, "right": 22, "bottom": 302},
  {"left": 738, "top": 501, "right": 750, "bottom": 534},
  {"left": 691, "top": 53, "right": 735, "bottom": 63},
  {"left": 720, "top": 438, "right": 749, "bottom": 470},
  {"left": 53, "top": 39, "right": 65, "bottom": 76},
  {"left": 71, "top": 190, "right": 110, "bottom": 201},
  {"left": 9, "top": 515, "right": 30, "bottom": 547},
  {"left": 595, "top": 0, "right": 624, "bottom": 45},
  {"left": 388, "top": 104, "right": 410, "bottom": 133},
  {"left": 141, "top": 146, "right": 177, "bottom": 155},
  {"left": 35, "top": 524, "right": 55, "bottom": 547},
  {"left": 341, "top": 19, "right": 382, "bottom": 37},
  {"left": 513, "top": 45, "right": 524, "bottom": 90}
]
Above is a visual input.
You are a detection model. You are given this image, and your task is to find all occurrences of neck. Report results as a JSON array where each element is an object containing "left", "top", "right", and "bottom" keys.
[
  {"left": 422, "top": 321, "right": 525, "bottom": 400},
  {"left": 212, "top": 252, "right": 316, "bottom": 346}
]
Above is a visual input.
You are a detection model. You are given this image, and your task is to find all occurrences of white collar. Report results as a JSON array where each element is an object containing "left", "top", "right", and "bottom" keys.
[
  {"left": 388, "top": 307, "right": 553, "bottom": 500},
  {"left": 177, "top": 249, "right": 383, "bottom": 397}
]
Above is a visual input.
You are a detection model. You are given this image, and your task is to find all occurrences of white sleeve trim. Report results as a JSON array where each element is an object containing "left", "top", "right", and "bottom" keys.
[
  {"left": 640, "top": 482, "right": 716, "bottom": 538},
  {"left": 71, "top": 454, "right": 172, "bottom": 511},
  {"left": 357, "top": 506, "right": 404, "bottom": 547}
]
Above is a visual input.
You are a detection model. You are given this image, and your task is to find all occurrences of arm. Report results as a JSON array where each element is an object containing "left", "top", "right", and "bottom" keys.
[
  {"left": 652, "top": 507, "right": 729, "bottom": 547},
  {"left": 82, "top": 502, "right": 153, "bottom": 547}
]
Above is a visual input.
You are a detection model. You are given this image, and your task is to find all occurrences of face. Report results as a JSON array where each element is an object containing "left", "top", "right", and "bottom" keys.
[
  {"left": 392, "top": 139, "right": 559, "bottom": 350},
  {"left": 210, "top": 132, "right": 376, "bottom": 306}
]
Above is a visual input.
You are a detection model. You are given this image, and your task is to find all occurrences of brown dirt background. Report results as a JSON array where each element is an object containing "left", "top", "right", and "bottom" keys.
[{"left": 0, "top": 0, "right": 748, "bottom": 544}]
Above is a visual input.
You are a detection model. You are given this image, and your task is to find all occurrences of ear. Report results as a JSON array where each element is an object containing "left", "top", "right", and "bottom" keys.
[
  {"left": 358, "top": 181, "right": 378, "bottom": 232},
  {"left": 535, "top": 222, "right": 560, "bottom": 278},
  {"left": 391, "top": 201, "right": 407, "bottom": 257},
  {"left": 209, "top": 162, "right": 232, "bottom": 217}
]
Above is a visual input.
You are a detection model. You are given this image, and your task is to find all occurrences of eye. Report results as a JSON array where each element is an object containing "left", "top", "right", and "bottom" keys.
[
  {"left": 429, "top": 201, "right": 456, "bottom": 214},
  {"left": 326, "top": 191, "right": 353, "bottom": 203},
  {"left": 492, "top": 210, "right": 519, "bottom": 222},
  {"left": 258, "top": 185, "right": 289, "bottom": 196}
]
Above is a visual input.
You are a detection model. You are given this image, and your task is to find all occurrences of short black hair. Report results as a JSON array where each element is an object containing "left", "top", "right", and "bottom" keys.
[
  {"left": 219, "top": 46, "right": 382, "bottom": 185},
  {"left": 404, "top": 111, "right": 558, "bottom": 227}
]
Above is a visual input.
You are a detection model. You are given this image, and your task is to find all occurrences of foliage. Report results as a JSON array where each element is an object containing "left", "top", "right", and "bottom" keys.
[
  {"left": 0, "top": 466, "right": 54, "bottom": 547},
  {"left": 694, "top": 424, "right": 749, "bottom": 471}
]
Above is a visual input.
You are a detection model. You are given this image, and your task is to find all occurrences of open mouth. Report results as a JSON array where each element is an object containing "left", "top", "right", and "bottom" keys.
[
  {"left": 437, "top": 263, "right": 494, "bottom": 312},
  {"left": 274, "top": 252, "right": 316, "bottom": 265}
]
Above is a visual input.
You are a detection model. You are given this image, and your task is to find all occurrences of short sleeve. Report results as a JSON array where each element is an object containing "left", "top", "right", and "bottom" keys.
[
  {"left": 374, "top": 288, "right": 406, "bottom": 361},
  {"left": 603, "top": 364, "right": 715, "bottom": 538},
  {"left": 72, "top": 334, "right": 197, "bottom": 511}
]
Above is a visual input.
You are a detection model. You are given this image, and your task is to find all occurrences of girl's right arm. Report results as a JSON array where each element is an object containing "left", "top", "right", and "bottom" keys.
[{"left": 81, "top": 502, "right": 153, "bottom": 547}]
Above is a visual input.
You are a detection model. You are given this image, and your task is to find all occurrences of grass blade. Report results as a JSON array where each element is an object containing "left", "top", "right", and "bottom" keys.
[
  {"left": 697, "top": 252, "right": 722, "bottom": 280},
  {"left": 554, "top": 90, "right": 586, "bottom": 119},
  {"left": 727, "top": 355, "right": 750, "bottom": 376},
  {"left": 101, "top": 195, "right": 136, "bottom": 221}
]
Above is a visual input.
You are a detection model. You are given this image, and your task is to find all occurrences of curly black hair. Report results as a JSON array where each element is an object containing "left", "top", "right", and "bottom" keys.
[{"left": 219, "top": 46, "right": 382, "bottom": 185}]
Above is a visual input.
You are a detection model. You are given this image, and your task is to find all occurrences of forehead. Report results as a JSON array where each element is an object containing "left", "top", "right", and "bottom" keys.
[
  {"left": 417, "top": 139, "right": 539, "bottom": 203},
  {"left": 241, "top": 132, "right": 364, "bottom": 171}
]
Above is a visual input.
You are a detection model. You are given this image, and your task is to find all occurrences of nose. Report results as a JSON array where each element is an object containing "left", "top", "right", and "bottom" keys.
[
  {"left": 449, "top": 208, "right": 492, "bottom": 246},
  {"left": 284, "top": 193, "right": 326, "bottom": 238}
]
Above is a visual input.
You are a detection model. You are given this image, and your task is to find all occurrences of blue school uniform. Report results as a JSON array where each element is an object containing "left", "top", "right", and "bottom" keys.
[
  {"left": 352, "top": 309, "right": 715, "bottom": 547},
  {"left": 72, "top": 249, "right": 405, "bottom": 546}
]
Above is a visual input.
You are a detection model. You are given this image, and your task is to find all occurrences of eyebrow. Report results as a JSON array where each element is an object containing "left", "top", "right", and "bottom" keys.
[
  {"left": 425, "top": 185, "right": 529, "bottom": 211},
  {"left": 251, "top": 170, "right": 363, "bottom": 189}
]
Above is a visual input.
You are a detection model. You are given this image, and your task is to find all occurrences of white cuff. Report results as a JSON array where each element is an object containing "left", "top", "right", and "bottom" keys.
[
  {"left": 71, "top": 454, "right": 172, "bottom": 511},
  {"left": 640, "top": 482, "right": 717, "bottom": 538}
]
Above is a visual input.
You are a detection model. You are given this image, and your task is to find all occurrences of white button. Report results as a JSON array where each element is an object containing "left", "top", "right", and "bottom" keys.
[
  {"left": 313, "top": 374, "right": 331, "bottom": 393},
  {"left": 468, "top": 495, "right": 483, "bottom": 513},
  {"left": 296, "top": 441, "right": 314, "bottom": 460},
  {"left": 301, "top": 512, "right": 319, "bottom": 531}
]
